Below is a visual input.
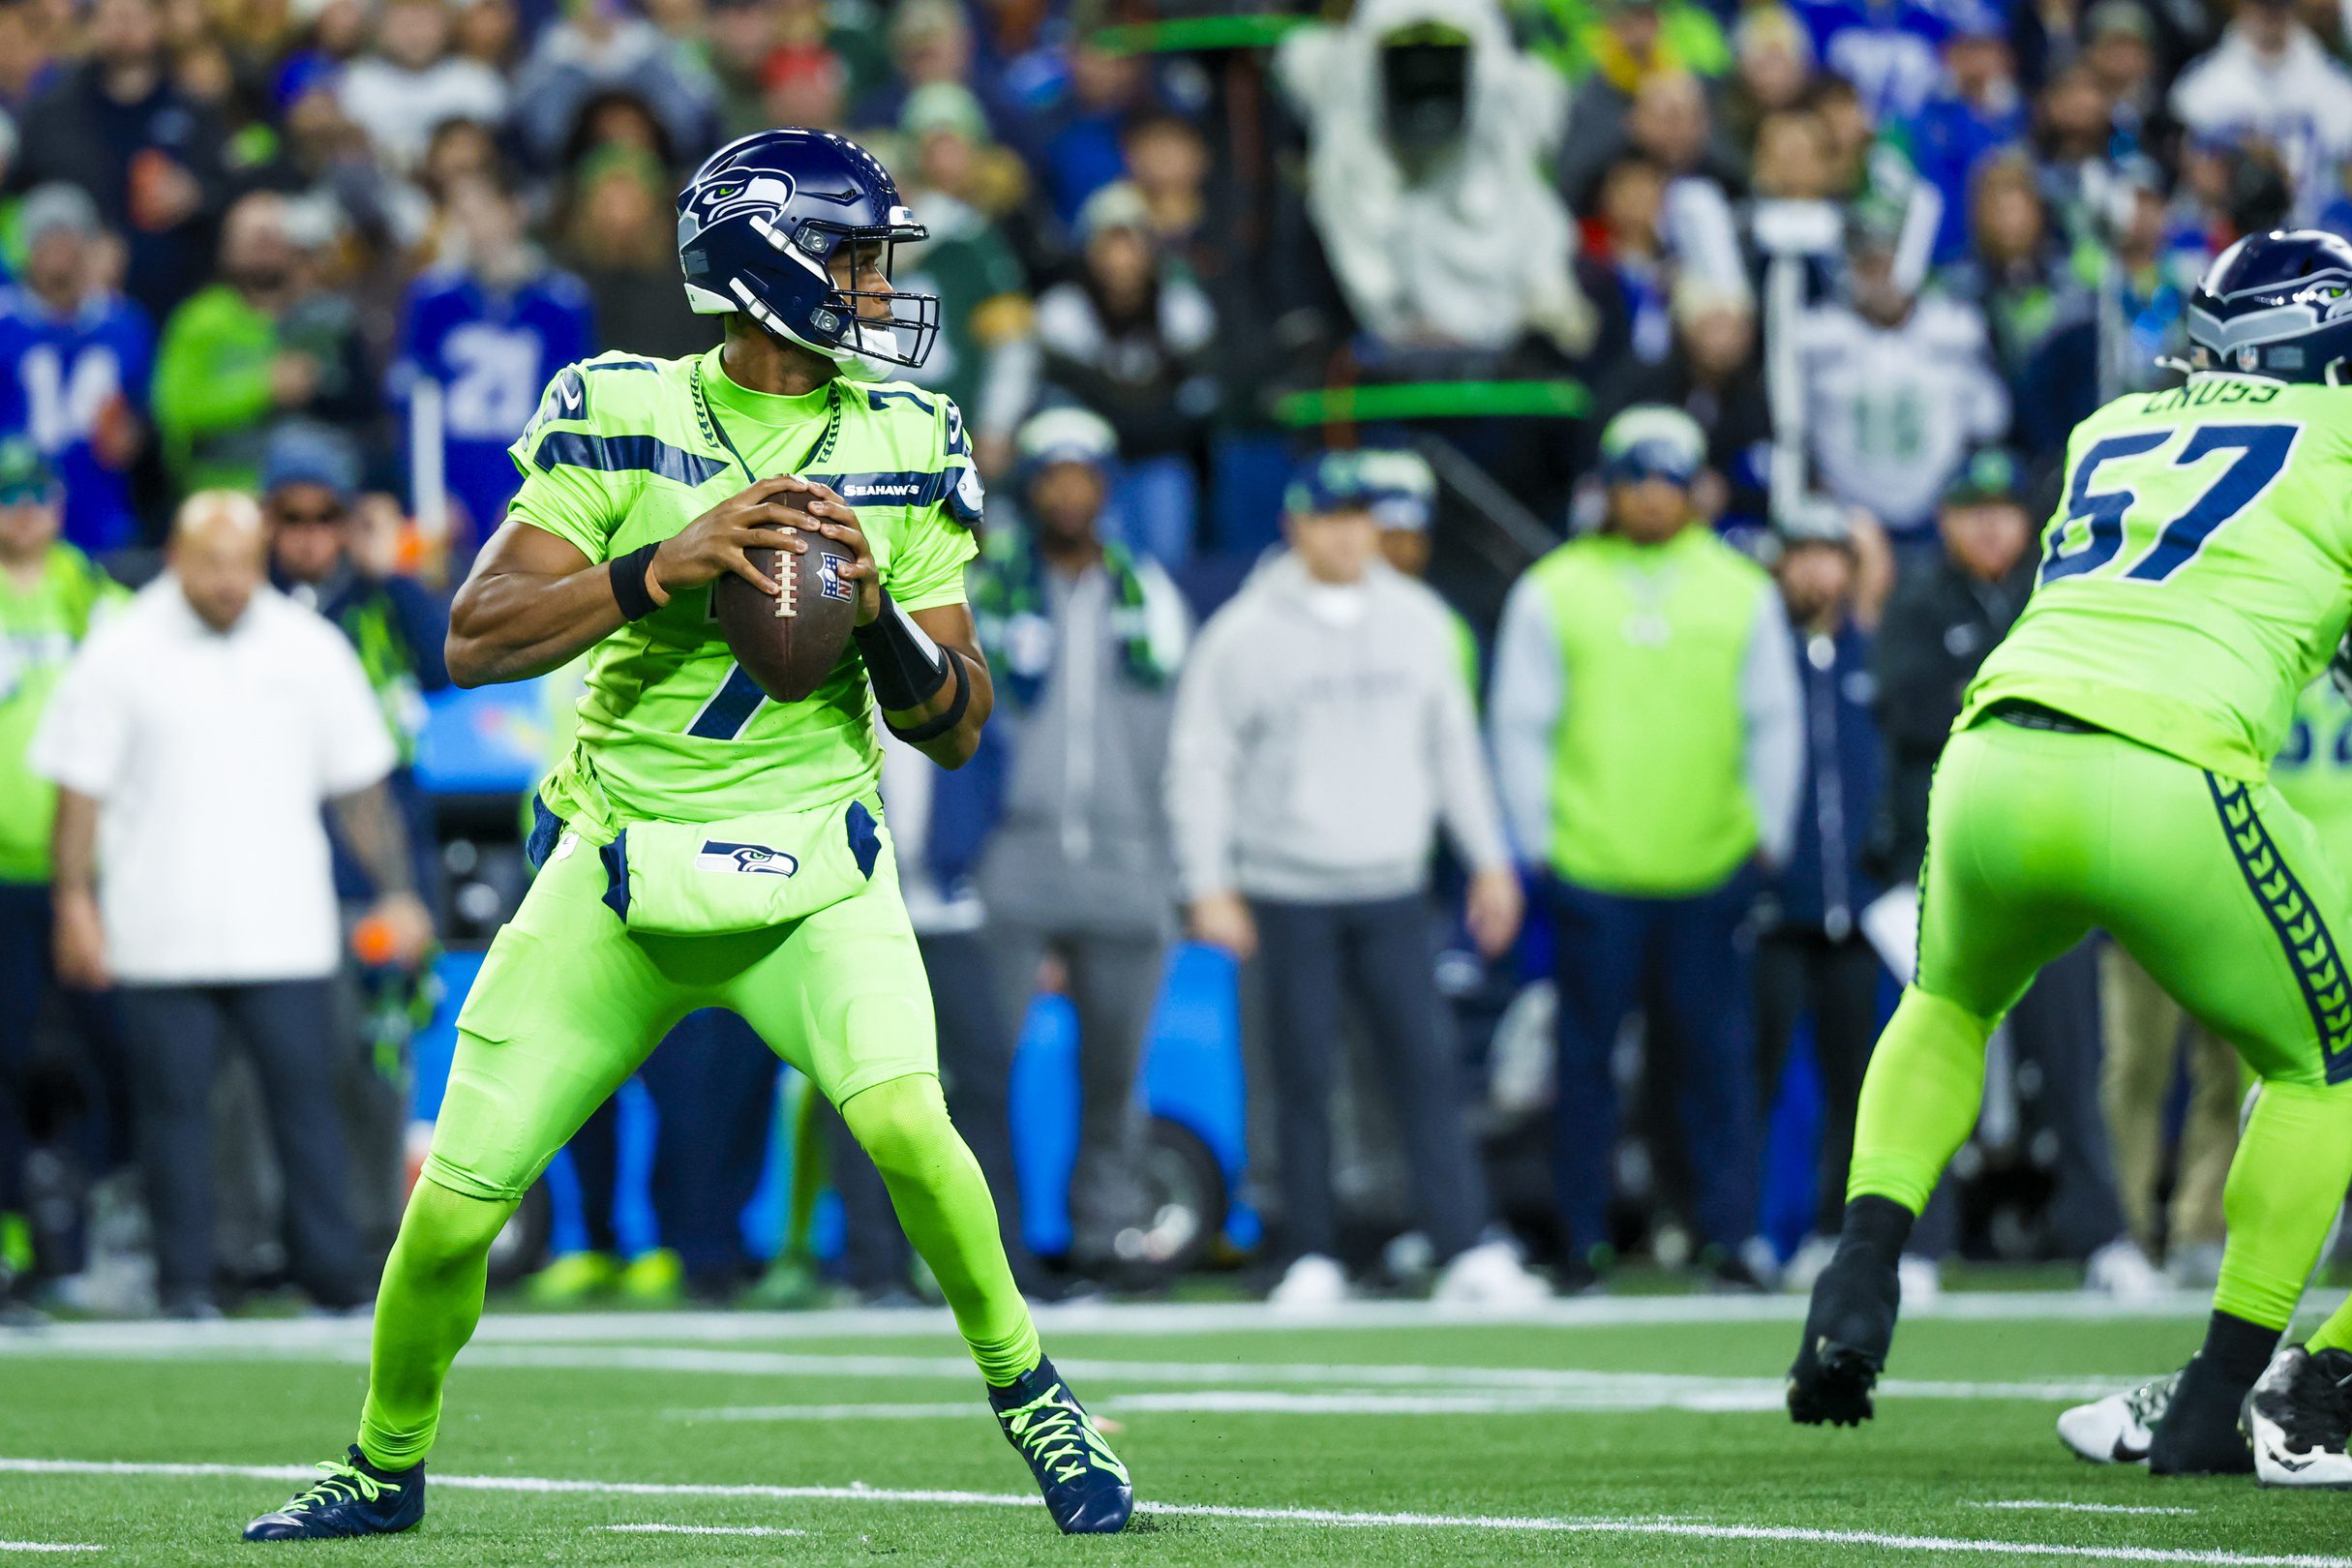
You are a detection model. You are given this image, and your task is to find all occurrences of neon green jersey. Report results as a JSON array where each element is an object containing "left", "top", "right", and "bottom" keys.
[
  {"left": 506, "top": 347, "right": 981, "bottom": 832},
  {"left": 1959, "top": 375, "right": 2352, "bottom": 780},
  {"left": 0, "top": 544, "right": 125, "bottom": 883}
]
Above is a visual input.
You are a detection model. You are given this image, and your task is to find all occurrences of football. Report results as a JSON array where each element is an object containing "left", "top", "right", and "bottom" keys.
[{"left": 713, "top": 516, "right": 862, "bottom": 705}]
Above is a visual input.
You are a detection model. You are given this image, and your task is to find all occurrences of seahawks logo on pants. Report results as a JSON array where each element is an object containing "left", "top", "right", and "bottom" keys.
[{"left": 696, "top": 841, "right": 799, "bottom": 876}]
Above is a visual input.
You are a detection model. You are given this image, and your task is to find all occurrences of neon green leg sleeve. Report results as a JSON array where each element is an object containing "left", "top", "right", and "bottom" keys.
[
  {"left": 1845, "top": 987, "right": 1997, "bottom": 1218},
  {"left": 2213, "top": 1082, "right": 2352, "bottom": 1333},
  {"left": 2307, "top": 1288, "right": 2352, "bottom": 1356},
  {"left": 356, "top": 1178, "right": 515, "bottom": 1470},
  {"left": 841, "top": 1073, "right": 1040, "bottom": 1387}
]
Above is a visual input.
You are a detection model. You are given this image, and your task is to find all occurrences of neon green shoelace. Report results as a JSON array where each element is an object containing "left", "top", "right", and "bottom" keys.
[
  {"left": 289, "top": 1461, "right": 394, "bottom": 1512},
  {"left": 1003, "top": 1389, "right": 1104, "bottom": 1486}
]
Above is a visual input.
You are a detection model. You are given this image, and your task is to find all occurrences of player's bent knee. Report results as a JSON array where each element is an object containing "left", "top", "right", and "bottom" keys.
[
  {"left": 392, "top": 1174, "right": 520, "bottom": 1274},
  {"left": 840, "top": 1073, "right": 954, "bottom": 1183}
]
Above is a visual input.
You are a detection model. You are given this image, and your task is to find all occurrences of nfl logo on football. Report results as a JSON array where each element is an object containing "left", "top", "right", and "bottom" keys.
[{"left": 819, "top": 555, "right": 854, "bottom": 602}]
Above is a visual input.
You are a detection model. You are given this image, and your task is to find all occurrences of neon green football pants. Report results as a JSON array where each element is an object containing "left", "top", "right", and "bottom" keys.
[
  {"left": 356, "top": 825, "right": 1040, "bottom": 1470},
  {"left": 1850, "top": 715, "right": 2352, "bottom": 1331}
]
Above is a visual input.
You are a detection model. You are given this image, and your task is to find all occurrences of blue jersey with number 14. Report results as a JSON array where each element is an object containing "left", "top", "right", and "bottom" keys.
[{"left": 1958, "top": 374, "right": 2352, "bottom": 782}]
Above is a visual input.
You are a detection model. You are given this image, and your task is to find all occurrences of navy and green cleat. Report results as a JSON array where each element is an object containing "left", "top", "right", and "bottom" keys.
[
  {"left": 990, "top": 1357, "right": 1133, "bottom": 1533},
  {"left": 243, "top": 1448, "right": 424, "bottom": 1541}
]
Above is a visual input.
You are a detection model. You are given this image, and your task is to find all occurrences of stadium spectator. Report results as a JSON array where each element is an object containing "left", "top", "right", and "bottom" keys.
[
  {"left": 1586, "top": 273, "right": 1773, "bottom": 527},
  {"left": 1793, "top": 0, "right": 1952, "bottom": 124},
  {"left": 511, "top": 0, "right": 715, "bottom": 171},
  {"left": 1895, "top": 6, "right": 2027, "bottom": 265},
  {"left": 1719, "top": 7, "right": 1817, "bottom": 150},
  {"left": 0, "top": 437, "right": 123, "bottom": 1319},
  {"left": 1937, "top": 154, "right": 2069, "bottom": 399},
  {"left": 2168, "top": 0, "right": 2352, "bottom": 225},
  {"left": 152, "top": 190, "right": 373, "bottom": 498},
  {"left": 1034, "top": 181, "right": 1214, "bottom": 566},
  {"left": 2080, "top": 1, "right": 2172, "bottom": 162},
  {"left": 31, "top": 491, "right": 429, "bottom": 1317},
  {"left": 1170, "top": 450, "right": 1544, "bottom": 1310},
  {"left": 967, "top": 407, "right": 1189, "bottom": 1282},
  {"left": 1276, "top": 0, "right": 1596, "bottom": 361},
  {"left": 701, "top": 0, "right": 781, "bottom": 142},
  {"left": 2033, "top": 62, "right": 2129, "bottom": 247},
  {"left": 336, "top": 0, "right": 509, "bottom": 176},
  {"left": 1869, "top": 450, "right": 2151, "bottom": 1292},
  {"left": 2098, "top": 944, "right": 2236, "bottom": 1288},
  {"left": 0, "top": 185, "right": 153, "bottom": 557},
  {"left": 391, "top": 169, "right": 593, "bottom": 548},
  {"left": 1751, "top": 497, "right": 1887, "bottom": 1292},
  {"left": 556, "top": 145, "right": 710, "bottom": 361},
  {"left": 262, "top": 424, "right": 447, "bottom": 899},
  {"left": 892, "top": 84, "right": 1037, "bottom": 477},
  {"left": 1490, "top": 406, "right": 1801, "bottom": 1291},
  {"left": 12, "top": 0, "right": 226, "bottom": 318},
  {"left": 1793, "top": 204, "right": 2009, "bottom": 544}
]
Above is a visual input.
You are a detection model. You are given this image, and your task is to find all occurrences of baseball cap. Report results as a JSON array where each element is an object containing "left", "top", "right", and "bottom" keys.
[
  {"left": 260, "top": 422, "right": 362, "bottom": 503},
  {"left": 1942, "top": 447, "right": 2023, "bottom": 507},
  {"left": 1360, "top": 448, "right": 1439, "bottom": 532},
  {"left": 0, "top": 435, "right": 55, "bottom": 505},
  {"left": 901, "top": 81, "right": 988, "bottom": 144},
  {"left": 1076, "top": 180, "right": 1151, "bottom": 244},
  {"left": 1773, "top": 493, "right": 1853, "bottom": 549},
  {"left": 1016, "top": 406, "right": 1118, "bottom": 472},
  {"left": 1283, "top": 450, "right": 1389, "bottom": 520},
  {"left": 1597, "top": 405, "right": 1707, "bottom": 488},
  {"left": 19, "top": 183, "right": 100, "bottom": 250}
]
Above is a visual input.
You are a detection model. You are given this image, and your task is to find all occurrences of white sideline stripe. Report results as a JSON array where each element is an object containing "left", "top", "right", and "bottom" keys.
[
  {"left": 0, "top": 1459, "right": 2337, "bottom": 1567},
  {"left": 0, "top": 1546, "right": 102, "bottom": 1555},
  {"left": 0, "top": 1289, "right": 2253, "bottom": 1357},
  {"left": 600, "top": 1524, "right": 805, "bottom": 1537},
  {"left": 0, "top": 1332, "right": 2141, "bottom": 1405},
  {"left": 1974, "top": 1501, "right": 2201, "bottom": 1518}
]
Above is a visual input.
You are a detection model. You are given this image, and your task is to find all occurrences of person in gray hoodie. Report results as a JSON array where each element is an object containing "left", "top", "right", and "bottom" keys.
[
  {"left": 968, "top": 407, "right": 1191, "bottom": 1278},
  {"left": 1168, "top": 451, "right": 1548, "bottom": 1310}
]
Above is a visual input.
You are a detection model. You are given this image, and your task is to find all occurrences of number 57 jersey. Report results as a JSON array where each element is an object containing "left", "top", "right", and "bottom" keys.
[{"left": 1960, "top": 375, "right": 2352, "bottom": 781}]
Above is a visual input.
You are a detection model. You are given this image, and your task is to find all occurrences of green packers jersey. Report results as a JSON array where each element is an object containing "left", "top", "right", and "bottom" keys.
[
  {"left": 505, "top": 347, "right": 982, "bottom": 832},
  {"left": 0, "top": 544, "right": 124, "bottom": 883},
  {"left": 2273, "top": 678, "right": 2352, "bottom": 852},
  {"left": 1959, "top": 375, "right": 2352, "bottom": 779}
]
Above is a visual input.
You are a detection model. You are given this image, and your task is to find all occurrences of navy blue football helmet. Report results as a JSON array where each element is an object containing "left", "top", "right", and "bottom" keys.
[
  {"left": 677, "top": 128, "right": 939, "bottom": 373},
  {"left": 2186, "top": 229, "right": 2352, "bottom": 383}
]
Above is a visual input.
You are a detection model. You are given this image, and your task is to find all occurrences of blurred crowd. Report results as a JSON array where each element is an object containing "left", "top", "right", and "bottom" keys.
[{"left": 5, "top": 0, "right": 2350, "bottom": 1316}]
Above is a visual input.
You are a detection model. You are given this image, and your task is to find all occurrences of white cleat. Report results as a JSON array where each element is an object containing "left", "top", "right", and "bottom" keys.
[
  {"left": 1431, "top": 1240, "right": 1552, "bottom": 1310},
  {"left": 2246, "top": 1345, "right": 2352, "bottom": 1488},
  {"left": 1267, "top": 1252, "right": 1350, "bottom": 1312},
  {"left": 2057, "top": 1368, "right": 2180, "bottom": 1465},
  {"left": 2084, "top": 1239, "right": 2166, "bottom": 1303}
]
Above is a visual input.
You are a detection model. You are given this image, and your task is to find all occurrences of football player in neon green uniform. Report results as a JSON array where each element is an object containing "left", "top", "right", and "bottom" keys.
[
  {"left": 1788, "top": 230, "right": 2352, "bottom": 1475},
  {"left": 245, "top": 130, "right": 1133, "bottom": 1543}
]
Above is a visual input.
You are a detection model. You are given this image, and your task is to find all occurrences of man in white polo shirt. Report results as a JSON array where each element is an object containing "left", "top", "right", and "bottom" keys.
[{"left": 32, "top": 491, "right": 430, "bottom": 1317}]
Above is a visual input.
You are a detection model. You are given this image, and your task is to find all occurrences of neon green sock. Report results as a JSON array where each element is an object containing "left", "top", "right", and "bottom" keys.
[
  {"left": 2307, "top": 1292, "right": 2352, "bottom": 1356},
  {"left": 356, "top": 1178, "right": 515, "bottom": 1470},
  {"left": 2213, "top": 1081, "right": 2352, "bottom": 1333},
  {"left": 841, "top": 1074, "right": 1041, "bottom": 1387},
  {"left": 1845, "top": 987, "right": 1996, "bottom": 1217}
]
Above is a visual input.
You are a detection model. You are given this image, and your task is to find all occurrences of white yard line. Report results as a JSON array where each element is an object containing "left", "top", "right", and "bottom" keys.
[
  {"left": 0, "top": 1459, "right": 2332, "bottom": 1567},
  {"left": 0, "top": 1290, "right": 2259, "bottom": 1360},
  {"left": 1973, "top": 1501, "right": 2201, "bottom": 1517},
  {"left": 0, "top": 1545, "right": 103, "bottom": 1554},
  {"left": 600, "top": 1524, "right": 806, "bottom": 1537}
]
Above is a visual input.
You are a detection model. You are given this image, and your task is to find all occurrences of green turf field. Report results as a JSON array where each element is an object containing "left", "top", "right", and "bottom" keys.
[{"left": 4, "top": 1295, "right": 2348, "bottom": 1565}]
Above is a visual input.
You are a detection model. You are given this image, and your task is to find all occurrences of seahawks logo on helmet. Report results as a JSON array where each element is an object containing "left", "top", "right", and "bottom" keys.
[
  {"left": 678, "top": 169, "right": 799, "bottom": 240},
  {"left": 695, "top": 840, "right": 800, "bottom": 876}
]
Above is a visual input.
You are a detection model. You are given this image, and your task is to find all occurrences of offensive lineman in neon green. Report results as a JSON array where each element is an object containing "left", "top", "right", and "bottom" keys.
[
  {"left": 1788, "top": 229, "right": 2352, "bottom": 1475},
  {"left": 245, "top": 129, "right": 1133, "bottom": 1542}
]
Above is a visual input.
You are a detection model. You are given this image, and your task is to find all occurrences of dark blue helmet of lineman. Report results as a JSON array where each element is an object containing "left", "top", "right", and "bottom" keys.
[
  {"left": 2186, "top": 229, "right": 2352, "bottom": 384},
  {"left": 676, "top": 128, "right": 940, "bottom": 374}
]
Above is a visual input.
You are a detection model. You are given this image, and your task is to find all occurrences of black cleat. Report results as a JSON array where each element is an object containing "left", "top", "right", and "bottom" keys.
[
  {"left": 2149, "top": 1354, "right": 2257, "bottom": 1475},
  {"left": 990, "top": 1357, "right": 1133, "bottom": 1534},
  {"left": 2246, "top": 1345, "right": 2352, "bottom": 1487},
  {"left": 243, "top": 1447, "right": 424, "bottom": 1541},
  {"left": 1788, "top": 1249, "right": 1899, "bottom": 1428}
]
